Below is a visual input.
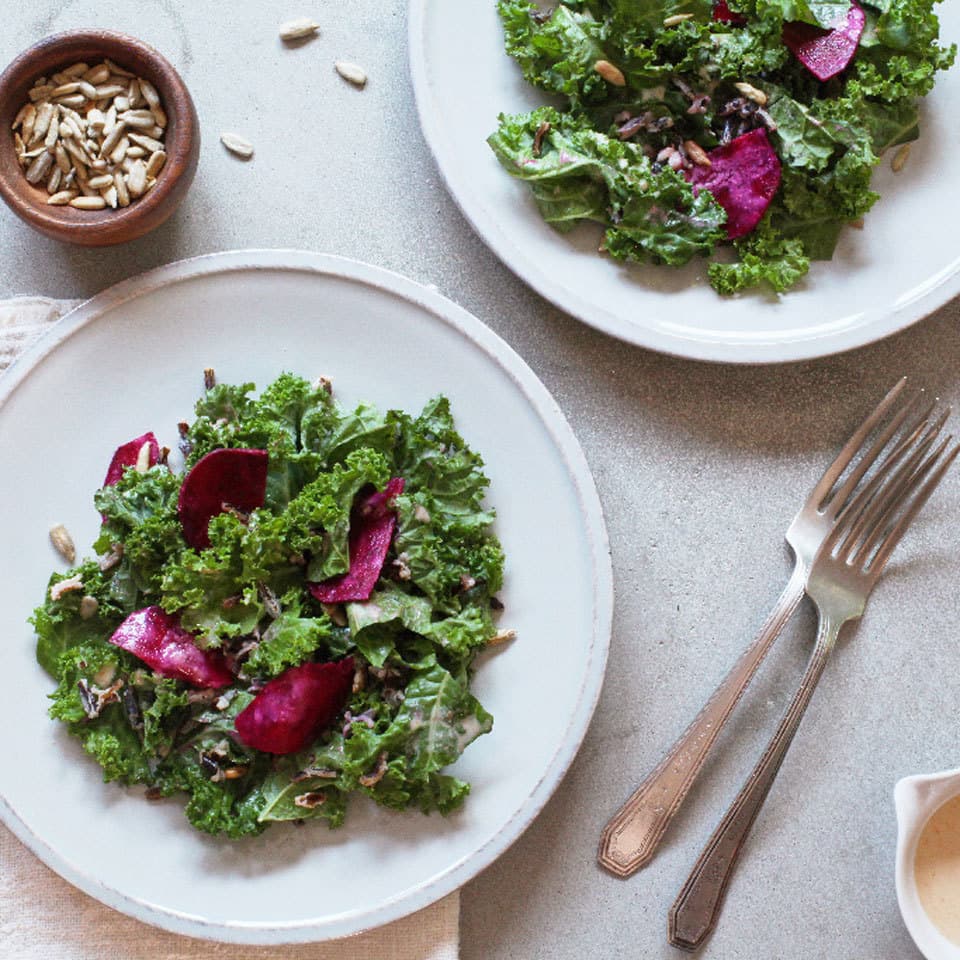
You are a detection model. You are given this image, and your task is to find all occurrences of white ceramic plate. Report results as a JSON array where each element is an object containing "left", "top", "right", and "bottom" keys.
[
  {"left": 0, "top": 250, "right": 612, "bottom": 944},
  {"left": 408, "top": 1, "right": 960, "bottom": 363}
]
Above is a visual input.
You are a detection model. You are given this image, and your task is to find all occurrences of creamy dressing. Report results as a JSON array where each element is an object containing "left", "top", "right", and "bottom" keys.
[{"left": 915, "top": 794, "right": 960, "bottom": 945}]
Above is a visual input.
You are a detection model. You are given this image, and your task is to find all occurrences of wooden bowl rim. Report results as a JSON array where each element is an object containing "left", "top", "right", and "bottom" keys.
[{"left": 0, "top": 30, "right": 198, "bottom": 243}]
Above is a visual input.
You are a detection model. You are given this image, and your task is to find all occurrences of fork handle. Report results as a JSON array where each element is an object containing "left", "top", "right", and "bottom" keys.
[
  {"left": 667, "top": 614, "right": 840, "bottom": 951},
  {"left": 597, "top": 563, "right": 807, "bottom": 878}
]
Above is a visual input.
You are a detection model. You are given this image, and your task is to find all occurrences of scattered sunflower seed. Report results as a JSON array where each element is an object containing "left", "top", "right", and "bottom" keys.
[
  {"left": 79, "top": 595, "right": 100, "bottom": 620},
  {"left": 593, "top": 59, "right": 626, "bottom": 86},
  {"left": 279, "top": 17, "right": 321, "bottom": 41},
  {"left": 663, "top": 12, "right": 694, "bottom": 25},
  {"left": 220, "top": 131, "right": 254, "bottom": 158},
  {"left": 334, "top": 60, "right": 368, "bottom": 87},
  {"left": 891, "top": 143, "right": 911, "bottom": 173},
  {"left": 733, "top": 81, "right": 768, "bottom": 106},
  {"left": 49, "top": 523, "right": 76, "bottom": 563},
  {"left": 683, "top": 139, "right": 712, "bottom": 167}
]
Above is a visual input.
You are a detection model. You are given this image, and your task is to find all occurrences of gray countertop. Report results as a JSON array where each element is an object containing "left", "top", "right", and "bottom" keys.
[{"left": 2, "top": 3, "right": 958, "bottom": 958}]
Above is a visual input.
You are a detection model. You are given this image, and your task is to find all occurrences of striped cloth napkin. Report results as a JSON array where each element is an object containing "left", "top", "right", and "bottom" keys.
[{"left": 0, "top": 296, "right": 459, "bottom": 960}]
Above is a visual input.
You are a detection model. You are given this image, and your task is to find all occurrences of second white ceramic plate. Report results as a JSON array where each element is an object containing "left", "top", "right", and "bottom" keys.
[
  {"left": 409, "top": 0, "right": 960, "bottom": 363},
  {"left": 0, "top": 250, "right": 612, "bottom": 944}
]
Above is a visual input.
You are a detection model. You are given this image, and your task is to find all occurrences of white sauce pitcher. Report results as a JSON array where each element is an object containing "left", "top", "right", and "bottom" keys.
[{"left": 895, "top": 768, "right": 960, "bottom": 960}]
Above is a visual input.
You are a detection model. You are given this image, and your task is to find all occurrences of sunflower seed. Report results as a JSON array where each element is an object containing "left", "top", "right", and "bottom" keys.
[
  {"left": 663, "top": 12, "right": 694, "bottom": 25},
  {"left": 33, "top": 101, "right": 55, "bottom": 141},
  {"left": 87, "top": 173, "right": 113, "bottom": 189},
  {"left": 70, "top": 195, "right": 106, "bottom": 209},
  {"left": 334, "top": 60, "right": 368, "bottom": 87},
  {"left": 127, "top": 131, "right": 164, "bottom": 153},
  {"left": 49, "top": 523, "right": 76, "bottom": 563},
  {"left": 76, "top": 80, "right": 98, "bottom": 100},
  {"left": 114, "top": 171, "right": 130, "bottom": 206},
  {"left": 126, "top": 159, "right": 148, "bottom": 196},
  {"left": 46, "top": 165, "right": 62, "bottom": 194},
  {"left": 594, "top": 59, "right": 626, "bottom": 86},
  {"left": 51, "top": 81, "right": 81, "bottom": 97},
  {"left": 21, "top": 103, "right": 37, "bottom": 142},
  {"left": 44, "top": 111, "right": 60, "bottom": 149},
  {"left": 220, "top": 131, "right": 254, "bottom": 158},
  {"left": 79, "top": 596, "right": 99, "bottom": 620},
  {"left": 125, "top": 145, "right": 146, "bottom": 159},
  {"left": 47, "top": 189, "right": 77, "bottom": 205},
  {"left": 733, "top": 81, "right": 768, "bottom": 106},
  {"left": 138, "top": 78, "right": 160, "bottom": 108},
  {"left": 103, "top": 184, "right": 118, "bottom": 208},
  {"left": 891, "top": 143, "right": 911, "bottom": 173},
  {"left": 94, "top": 83, "right": 126, "bottom": 99},
  {"left": 54, "top": 93, "right": 86, "bottom": 109},
  {"left": 150, "top": 107, "right": 166, "bottom": 129},
  {"left": 280, "top": 17, "right": 321, "bottom": 40},
  {"left": 11, "top": 103, "right": 31, "bottom": 130},
  {"left": 100, "top": 121, "right": 127, "bottom": 156},
  {"left": 145, "top": 150, "right": 166, "bottom": 178},
  {"left": 28, "top": 84, "right": 55, "bottom": 102},
  {"left": 83, "top": 63, "right": 111, "bottom": 85},
  {"left": 63, "top": 61, "right": 90, "bottom": 78},
  {"left": 14, "top": 132, "right": 25, "bottom": 160},
  {"left": 104, "top": 58, "right": 134, "bottom": 77},
  {"left": 53, "top": 142, "right": 71, "bottom": 173},
  {"left": 118, "top": 109, "right": 156, "bottom": 129},
  {"left": 683, "top": 139, "right": 711, "bottom": 167},
  {"left": 25, "top": 150, "right": 53, "bottom": 184}
]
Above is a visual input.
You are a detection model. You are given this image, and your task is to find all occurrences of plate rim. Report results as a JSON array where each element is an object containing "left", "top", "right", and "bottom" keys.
[
  {"left": 406, "top": 0, "right": 960, "bottom": 364},
  {"left": 0, "top": 249, "right": 613, "bottom": 944}
]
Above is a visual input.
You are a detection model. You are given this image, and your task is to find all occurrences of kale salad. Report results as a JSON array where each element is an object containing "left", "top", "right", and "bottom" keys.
[
  {"left": 32, "top": 372, "right": 507, "bottom": 839},
  {"left": 489, "top": 0, "right": 955, "bottom": 294}
]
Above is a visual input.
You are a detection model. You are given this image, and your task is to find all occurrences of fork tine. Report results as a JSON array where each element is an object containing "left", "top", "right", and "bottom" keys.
[
  {"left": 835, "top": 410, "right": 948, "bottom": 554},
  {"left": 823, "top": 391, "right": 933, "bottom": 516},
  {"left": 810, "top": 377, "right": 909, "bottom": 508},
  {"left": 862, "top": 438, "right": 959, "bottom": 574}
]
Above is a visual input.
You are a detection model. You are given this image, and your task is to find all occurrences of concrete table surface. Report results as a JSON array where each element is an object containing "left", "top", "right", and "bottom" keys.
[{"left": 1, "top": 3, "right": 958, "bottom": 958}]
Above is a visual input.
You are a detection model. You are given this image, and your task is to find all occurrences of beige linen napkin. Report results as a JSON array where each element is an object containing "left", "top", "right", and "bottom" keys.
[{"left": 0, "top": 297, "right": 459, "bottom": 960}]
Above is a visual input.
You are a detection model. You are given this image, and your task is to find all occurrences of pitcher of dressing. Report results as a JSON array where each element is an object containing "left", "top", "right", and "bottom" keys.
[{"left": 895, "top": 768, "right": 960, "bottom": 959}]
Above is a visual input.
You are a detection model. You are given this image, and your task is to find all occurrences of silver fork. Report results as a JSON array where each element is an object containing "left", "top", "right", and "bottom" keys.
[
  {"left": 668, "top": 417, "right": 959, "bottom": 951},
  {"left": 598, "top": 378, "right": 935, "bottom": 877}
]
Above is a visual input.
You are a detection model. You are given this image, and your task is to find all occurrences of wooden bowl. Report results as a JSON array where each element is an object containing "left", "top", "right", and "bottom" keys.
[{"left": 0, "top": 31, "right": 199, "bottom": 246}]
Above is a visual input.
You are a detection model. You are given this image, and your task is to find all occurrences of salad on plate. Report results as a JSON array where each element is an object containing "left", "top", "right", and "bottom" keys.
[
  {"left": 489, "top": 0, "right": 955, "bottom": 294},
  {"left": 32, "top": 372, "right": 507, "bottom": 839}
]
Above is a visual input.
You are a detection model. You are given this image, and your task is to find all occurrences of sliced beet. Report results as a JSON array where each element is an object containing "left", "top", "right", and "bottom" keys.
[
  {"left": 685, "top": 129, "right": 781, "bottom": 240},
  {"left": 783, "top": 0, "right": 865, "bottom": 81},
  {"left": 104, "top": 432, "right": 160, "bottom": 486},
  {"left": 308, "top": 478, "right": 405, "bottom": 604},
  {"left": 234, "top": 658, "right": 355, "bottom": 755},
  {"left": 177, "top": 448, "right": 269, "bottom": 550},
  {"left": 713, "top": 0, "right": 746, "bottom": 25},
  {"left": 108, "top": 606, "right": 233, "bottom": 688}
]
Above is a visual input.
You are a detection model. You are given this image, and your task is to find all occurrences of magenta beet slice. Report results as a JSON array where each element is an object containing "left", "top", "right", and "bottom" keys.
[
  {"left": 104, "top": 432, "right": 160, "bottom": 486},
  {"left": 108, "top": 606, "right": 233, "bottom": 688},
  {"left": 234, "top": 658, "right": 355, "bottom": 754},
  {"left": 177, "top": 448, "right": 269, "bottom": 550},
  {"left": 713, "top": 0, "right": 746, "bottom": 25},
  {"left": 308, "top": 478, "right": 405, "bottom": 604},
  {"left": 686, "top": 129, "right": 781, "bottom": 240},
  {"left": 783, "top": 0, "right": 865, "bottom": 81}
]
